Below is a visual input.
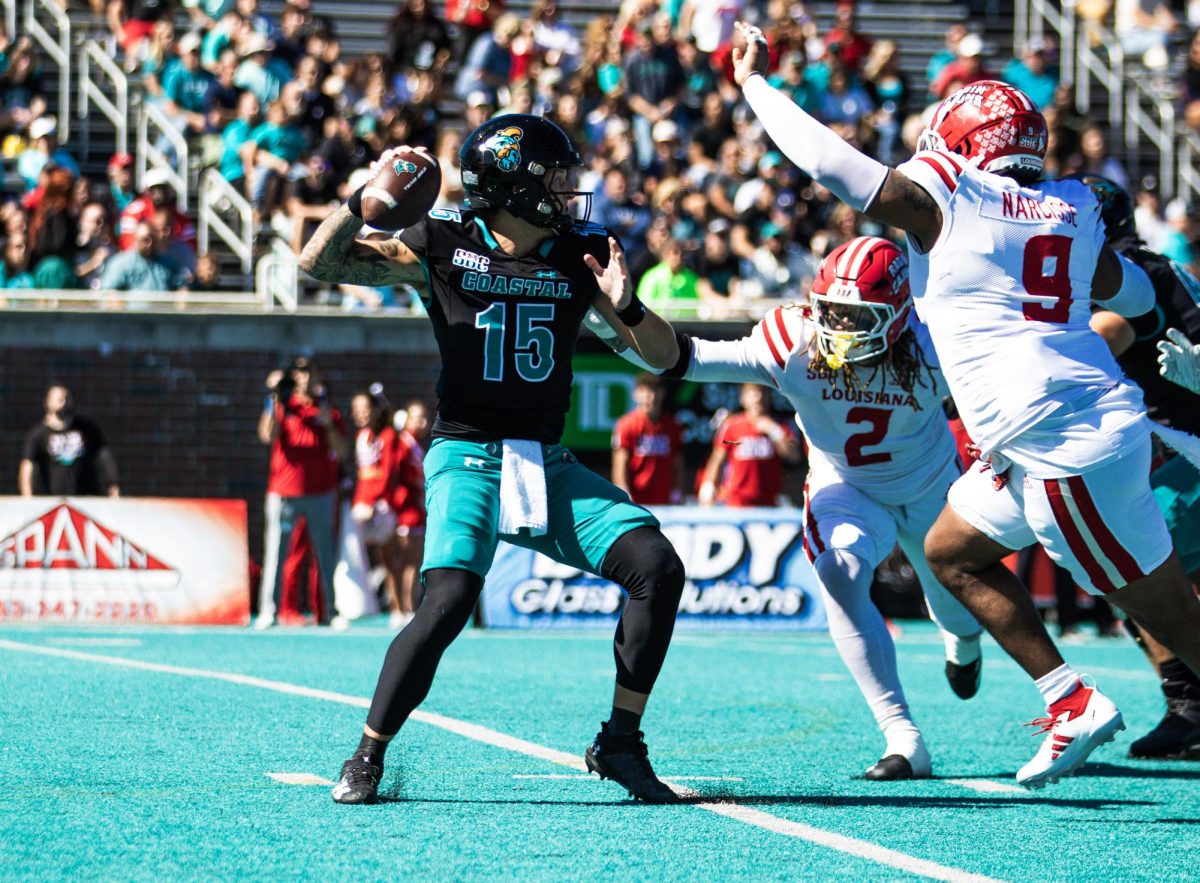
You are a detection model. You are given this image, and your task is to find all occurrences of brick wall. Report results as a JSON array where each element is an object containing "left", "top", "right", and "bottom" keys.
[{"left": 0, "top": 313, "right": 443, "bottom": 560}]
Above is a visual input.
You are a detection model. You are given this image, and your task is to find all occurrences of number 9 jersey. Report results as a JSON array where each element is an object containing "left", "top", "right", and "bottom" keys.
[
  {"left": 897, "top": 150, "right": 1147, "bottom": 476},
  {"left": 397, "top": 208, "right": 616, "bottom": 444}
]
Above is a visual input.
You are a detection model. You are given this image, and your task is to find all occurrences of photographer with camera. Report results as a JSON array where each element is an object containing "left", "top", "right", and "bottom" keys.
[{"left": 255, "top": 355, "right": 349, "bottom": 629}]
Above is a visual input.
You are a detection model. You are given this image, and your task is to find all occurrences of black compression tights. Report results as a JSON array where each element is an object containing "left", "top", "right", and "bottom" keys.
[{"left": 364, "top": 527, "right": 685, "bottom": 736}]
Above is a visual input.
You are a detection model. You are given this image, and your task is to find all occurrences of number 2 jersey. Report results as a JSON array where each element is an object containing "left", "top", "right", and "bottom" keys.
[
  {"left": 897, "top": 150, "right": 1147, "bottom": 477},
  {"left": 397, "top": 208, "right": 613, "bottom": 443},
  {"left": 674, "top": 305, "right": 958, "bottom": 506}
]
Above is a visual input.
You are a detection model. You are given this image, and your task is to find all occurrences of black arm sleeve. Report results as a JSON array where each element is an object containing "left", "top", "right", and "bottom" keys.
[{"left": 662, "top": 332, "right": 693, "bottom": 379}]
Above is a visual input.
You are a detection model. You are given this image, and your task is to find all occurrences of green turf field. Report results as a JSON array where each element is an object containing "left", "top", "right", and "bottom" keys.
[{"left": 1, "top": 620, "right": 1196, "bottom": 881}]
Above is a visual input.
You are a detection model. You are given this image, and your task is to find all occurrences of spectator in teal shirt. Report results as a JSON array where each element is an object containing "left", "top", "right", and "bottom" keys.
[
  {"left": 218, "top": 91, "right": 260, "bottom": 189},
  {"left": 162, "top": 32, "right": 215, "bottom": 136},
  {"left": 242, "top": 97, "right": 307, "bottom": 223},
  {"left": 0, "top": 234, "right": 35, "bottom": 290},
  {"left": 1001, "top": 38, "right": 1058, "bottom": 109},
  {"left": 99, "top": 221, "right": 189, "bottom": 303},
  {"left": 234, "top": 34, "right": 291, "bottom": 105},
  {"left": 108, "top": 153, "right": 137, "bottom": 213},
  {"left": 768, "top": 49, "right": 825, "bottom": 116}
]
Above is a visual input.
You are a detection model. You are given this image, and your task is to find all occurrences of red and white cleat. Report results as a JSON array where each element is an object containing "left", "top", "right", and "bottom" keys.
[{"left": 1016, "top": 679, "right": 1124, "bottom": 789}]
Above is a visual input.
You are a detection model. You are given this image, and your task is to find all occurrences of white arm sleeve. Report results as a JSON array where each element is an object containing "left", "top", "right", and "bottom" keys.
[
  {"left": 685, "top": 307, "right": 803, "bottom": 386},
  {"left": 583, "top": 308, "right": 658, "bottom": 371},
  {"left": 742, "top": 74, "right": 889, "bottom": 212},
  {"left": 1100, "top": 254, "right": 1155, "bottom": 317}
]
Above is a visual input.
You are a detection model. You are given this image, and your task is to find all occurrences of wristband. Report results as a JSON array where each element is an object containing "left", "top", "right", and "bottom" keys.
[
  {"left": 347, "top": 186, "right": 365, "bottom": 218},
  {"left": 615, "top": 294, "right": 646, "bottom": 328}
]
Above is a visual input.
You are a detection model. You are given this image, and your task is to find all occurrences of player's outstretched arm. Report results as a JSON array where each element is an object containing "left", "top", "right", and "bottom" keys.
[
  {"left": 585, "top": 236, "right": 680, "bottom": 370},
  {"left": 299, "top": 205, "right": 424, "bottom": 286},
  {"left": 731, "top": 22, "right": 941, "bottom": 247}
]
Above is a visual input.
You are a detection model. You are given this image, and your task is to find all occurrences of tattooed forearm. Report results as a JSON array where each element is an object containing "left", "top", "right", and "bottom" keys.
[{"left": 298, "top": 205, "right": 423, "bottom": 286}]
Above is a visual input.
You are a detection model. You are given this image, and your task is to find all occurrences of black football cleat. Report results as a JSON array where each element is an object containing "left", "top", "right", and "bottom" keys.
[
  {"left": 1129, "top": 697, "right": 1200, "bottom": 760},
  {"left": 945, "top": 658, "right": 982, "bottom": 700},
  {"left": 865, "top": 755, "right": 916, "bottom": 781},
  {"left": 331, "top": 755, "right": 382, "bottom": 804},
  {"left": 585, "top": 723, "right": 680, "bottom": 803}
]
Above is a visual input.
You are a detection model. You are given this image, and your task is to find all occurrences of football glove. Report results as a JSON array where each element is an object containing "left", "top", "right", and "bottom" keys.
[{"left": 1157, "top": 327, "right": 1200, "bottom": 395}]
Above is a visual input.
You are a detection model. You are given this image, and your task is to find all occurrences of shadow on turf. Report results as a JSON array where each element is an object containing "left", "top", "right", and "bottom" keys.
[
  {"left": 374, "top": 793, "right": 1152, "bottom": 810},
  {"left": 1072, "top": 762, "right": 1200, "bottom": 781}
]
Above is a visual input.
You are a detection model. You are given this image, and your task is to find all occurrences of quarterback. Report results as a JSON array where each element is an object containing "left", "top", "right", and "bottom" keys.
[
  {"left": 301, "top": 116, "right": 686, "bottom": 805},
  {"left": 731, "top": 22, "right": 1200, "bottom": 787}
]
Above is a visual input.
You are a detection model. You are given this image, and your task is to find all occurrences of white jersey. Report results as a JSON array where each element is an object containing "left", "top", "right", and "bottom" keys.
[
  {"left": 684, "top": 305, "right": 959, "bottom": 506},
  {"left": 898, "top": 149, "right": 1147, "bottom": 476}
]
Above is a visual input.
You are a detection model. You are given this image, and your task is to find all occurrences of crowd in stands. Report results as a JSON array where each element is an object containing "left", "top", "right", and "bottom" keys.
[{"left": 1, "top": 0, "right": 1200, "bottom": 304}]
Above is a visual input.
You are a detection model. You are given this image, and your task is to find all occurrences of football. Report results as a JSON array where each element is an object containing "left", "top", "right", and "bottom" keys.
[{"left": 360, "top": 149, "right": 442, "bottom": 231}]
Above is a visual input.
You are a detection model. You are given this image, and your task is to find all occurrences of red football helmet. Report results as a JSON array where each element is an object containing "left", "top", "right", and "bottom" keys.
[
  {"left": 917, "top": 80, "right": 1047, "bottom": 177},
  {"left": 810, "top": 236, "right": 911, "bottom": 366}
]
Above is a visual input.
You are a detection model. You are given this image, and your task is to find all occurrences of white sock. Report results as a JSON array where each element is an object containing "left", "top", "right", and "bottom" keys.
[
  {"left": 943, "top": 630, "right": 982, "bottom": 665},
  {"left": 1034, "top": 663, "right": 1080, "bottom": 706},
  {"left": 813, "top": 549, "right": 914, "bottom": 730}
]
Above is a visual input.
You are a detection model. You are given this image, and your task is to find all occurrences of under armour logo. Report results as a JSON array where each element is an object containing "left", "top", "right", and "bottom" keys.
[{"left": 464, "top": 457, "right": 486, "bottom": 468}]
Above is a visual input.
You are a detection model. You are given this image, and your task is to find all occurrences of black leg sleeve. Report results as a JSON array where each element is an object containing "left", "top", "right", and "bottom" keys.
[
  {"left": 365, "top": 568, "right": 483, "bottom": 736},
  {"left": 601, "top": 526, "right": 686, "bottom": 695}
]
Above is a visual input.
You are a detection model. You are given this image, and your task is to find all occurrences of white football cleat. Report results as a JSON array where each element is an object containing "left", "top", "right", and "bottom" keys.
[
  {"left": 252, "top": 615, "right": 275, "bottom": 631},
  {"left": 1016, "top": 678, "right": 1124, "bottom": 789}
]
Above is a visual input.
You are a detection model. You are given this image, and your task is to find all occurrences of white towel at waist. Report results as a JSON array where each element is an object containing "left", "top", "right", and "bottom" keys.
[{"left": 498, "top": 439, "right": 549, "bottom": 537}]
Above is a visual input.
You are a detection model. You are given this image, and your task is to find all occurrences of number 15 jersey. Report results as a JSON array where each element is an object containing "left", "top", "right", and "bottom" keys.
[
  {"left": 398, "top": 208, "right": 612, "bottom": 443},
  {"left": 898, "top": 150, "right": 1146, "bottom": 476}
]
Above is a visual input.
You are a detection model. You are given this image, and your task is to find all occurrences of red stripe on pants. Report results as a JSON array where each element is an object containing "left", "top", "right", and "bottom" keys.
[
  {"left": 1043, "top": 479, "right": 1118, "bottom": 594},
  {"left": 1065, "top": 475, "right": 1145, "bottom": 585},
  {"left": 803, "top": 485, "right": 825, "bottom": 562}
]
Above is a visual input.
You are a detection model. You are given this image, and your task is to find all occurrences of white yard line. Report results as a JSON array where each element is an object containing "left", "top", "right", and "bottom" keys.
[
  {"left": 266, "top": 772, "right": 335, "bottom": 786},
  {"left": 943, "top": 778, "right": 1027, "bottom": 796},
  {"left": 0, "top": 638, "right": 1001, "bottom": 883}
]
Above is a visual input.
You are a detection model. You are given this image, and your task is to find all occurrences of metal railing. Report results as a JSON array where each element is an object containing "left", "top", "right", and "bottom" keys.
[
  {"left": 137, "top": 101, "right": 189, "bottom": 209},
  {"left": 1124, "top": 77, "right": 1176, "bottom": 197},
  {"left": 1020, "top": 0, "right": 1077, "bottom": 89},
  {"left": 0, "top": 288, "right": 263, "bottom": 310},
  {"left": 1016, "top": 0, "right": 1189, "bottom": 198},
  {"left": 197, "top": 168, "right": 253, "bottom": 275},
  {"left": 79, "top": 39, "right": 129, "bottom": 157},
  {"left": 1072, "top": 19, "right": 1125, "bottom": 132},
  {"left": 24, "top": 0, "right": 71, "bottom": 141},
  {"left": 1179, "top": 132, "right": 1200, "bottom": 202},
  {"left": 256, "top": 247, "right": 299, "bottom": 312},
  {"left": 1, "top": 0, "right": 15, "bottom": 42}
]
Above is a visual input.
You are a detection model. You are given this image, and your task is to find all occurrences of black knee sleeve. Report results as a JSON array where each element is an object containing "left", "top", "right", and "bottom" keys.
[
  {"left": 601, "top": 527, "right": 685, "bottom": 694},
  {"left": 365, "top": 568, "right": 482, "bottom": 736},
  {"left": 602, "top": 526, "right": 686, "bottom": 606}
]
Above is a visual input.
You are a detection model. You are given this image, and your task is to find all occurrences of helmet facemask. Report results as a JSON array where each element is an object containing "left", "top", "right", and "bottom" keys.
[{"left": 811, "top": 284, "right": 904, "bottom": 369}]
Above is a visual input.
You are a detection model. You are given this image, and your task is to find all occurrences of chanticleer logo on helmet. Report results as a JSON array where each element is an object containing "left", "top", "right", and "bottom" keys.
[{"left": 482, "top": 126, "right": 524, "bottom": 172}]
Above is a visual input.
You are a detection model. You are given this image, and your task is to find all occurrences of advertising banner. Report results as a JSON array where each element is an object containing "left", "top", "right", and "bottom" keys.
[
  {"left": 482, "top": 507, "right": 826, "bottom": 631},
  {"left": 0, "top": 497, "right": 249, "bottom": 625}
]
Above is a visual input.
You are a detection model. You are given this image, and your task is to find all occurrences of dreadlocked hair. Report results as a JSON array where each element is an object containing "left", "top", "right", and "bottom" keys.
[{"left": 809, "top": 327, "right": 937, "bottom": 411}]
